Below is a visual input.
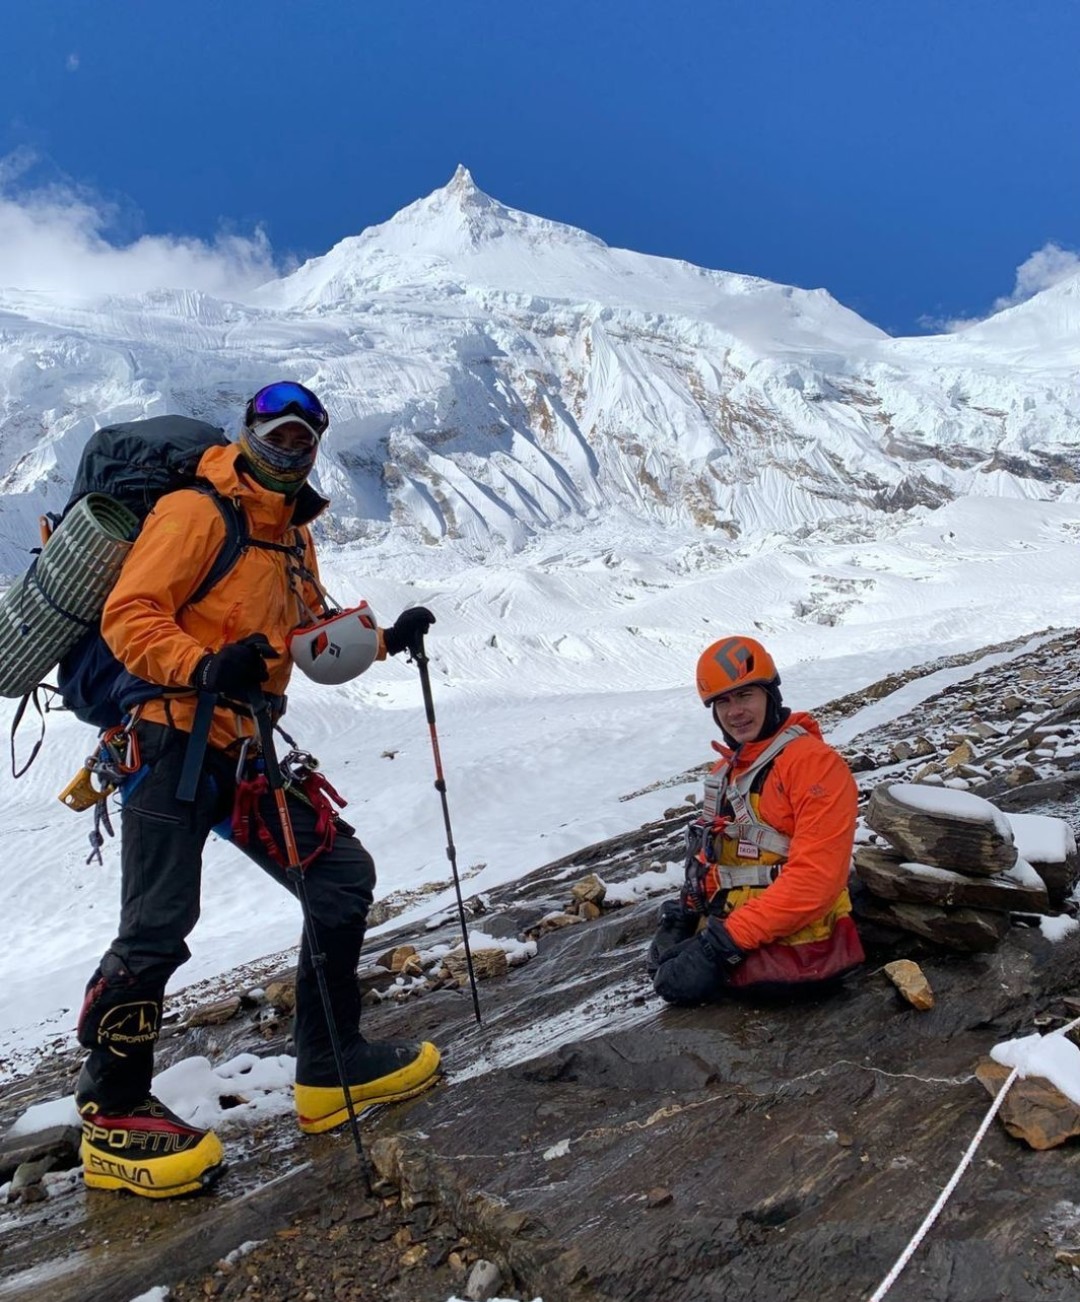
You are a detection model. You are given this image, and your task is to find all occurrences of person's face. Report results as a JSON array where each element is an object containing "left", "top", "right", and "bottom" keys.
[
  {"left": 261, "top": 420, "right": 318, "bottom": 455},
  {"left": 711, "top": 684, "right": 768, "bottom": 743}
]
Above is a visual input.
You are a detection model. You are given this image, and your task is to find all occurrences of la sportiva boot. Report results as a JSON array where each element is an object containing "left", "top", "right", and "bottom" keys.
[
  {"left": 295, "top": 1038, "right": 442, "bottom": 1134},
  {"left": 75, "top": 950, "right": 225, "bottom": 1197},
  {"left": 78, "top": 1095, "right": 225, "bottom": 1199},
  {"left": 291, "top": 925, "right": 441, "bottom": 1134}
]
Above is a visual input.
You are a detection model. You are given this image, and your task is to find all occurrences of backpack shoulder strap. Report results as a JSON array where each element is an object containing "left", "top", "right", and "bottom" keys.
[
  {"left": 185, "top": 484, "right": 249, "bottom": 608},
  {"left": 182, "top": 484, "right": 309, "bottom": 609}
]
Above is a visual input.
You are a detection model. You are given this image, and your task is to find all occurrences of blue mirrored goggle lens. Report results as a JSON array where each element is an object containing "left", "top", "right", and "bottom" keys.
[{"left": 250, "top": 382, "right": 329, "bottom": 432}]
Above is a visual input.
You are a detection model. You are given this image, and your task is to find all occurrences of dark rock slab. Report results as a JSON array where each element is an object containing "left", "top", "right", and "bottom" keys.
[
  {"left": 856, "top": 895, "right": 1011, "bottom": 951},
  {"left": 2, "top": 780, "right": 1080, "bottom": 1302},
  {"left": 865, "top": 782, "right": 1017, "bottom": 876},
  {"left": 0, "top": 1124, "right": 80, "bottom": 1185},
  {"left": 855, "top": 846, "right": 1049, "bottom": 913},
  {"left": 360, "top": 907, "right": 1080, "bottom": 1302}
]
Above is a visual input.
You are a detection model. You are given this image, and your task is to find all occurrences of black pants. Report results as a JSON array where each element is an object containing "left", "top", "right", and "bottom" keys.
[{"left": 77, "top": 721, "right": 376, "bottom": 1108}]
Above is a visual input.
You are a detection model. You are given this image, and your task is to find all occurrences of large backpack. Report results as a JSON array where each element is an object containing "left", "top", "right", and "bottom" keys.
[{"left": 56, "top": 416, "right": 255, "bottom": 729}]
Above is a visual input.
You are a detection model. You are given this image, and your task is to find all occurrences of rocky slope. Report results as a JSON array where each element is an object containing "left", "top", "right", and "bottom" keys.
[{"left": 2, "top": 632, "right": 1080, "bottom": 1302}]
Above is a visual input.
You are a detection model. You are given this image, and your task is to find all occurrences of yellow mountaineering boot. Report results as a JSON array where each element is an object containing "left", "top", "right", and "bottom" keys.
[
  {"left": 295, "top": 1039, "right": 441, "bottom": 1135},
  {"left": 79, "top": 1097, "right": 225, "bottom": 1198}
]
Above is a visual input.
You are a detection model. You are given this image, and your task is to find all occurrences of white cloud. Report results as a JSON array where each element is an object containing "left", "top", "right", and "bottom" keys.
[
  {"left": 991, "top": 242, "right": 1080, "bottom": 313},
  {"left": 65, "top": 52, "right": 80, "bottom": 72},
  {"left": 922, "top": 241, "right": 1080, "bottom": 333},
  {"left": 0, "top": 151, "right": 281, "bottom": 301}
]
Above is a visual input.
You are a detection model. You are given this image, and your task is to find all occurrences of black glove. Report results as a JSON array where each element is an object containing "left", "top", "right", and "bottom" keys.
[
  {"left": 191, "top": 634, "right": 278, "bottom": 695},
  {"left": 645, "top": 898, "right": 701, "bottom": 976},
  {"left": 653, "top": 918, "right": 745, "bottom": 1005},
  {"left": 383, "top": 606, "right": 436, "bottom": 657}
]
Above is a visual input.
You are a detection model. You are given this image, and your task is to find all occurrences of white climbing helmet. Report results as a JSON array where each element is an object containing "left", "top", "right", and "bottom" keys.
[{"left": 288, "top": 602, "right": 379, "bottom": 685}]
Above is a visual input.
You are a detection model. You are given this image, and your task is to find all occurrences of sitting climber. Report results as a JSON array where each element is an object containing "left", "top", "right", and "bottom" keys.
[{"left": 649, "top": 635, "right": 863, "bottom": 1004}]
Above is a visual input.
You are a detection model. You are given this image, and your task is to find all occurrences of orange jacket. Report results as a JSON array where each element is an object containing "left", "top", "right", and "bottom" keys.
[
  {"left": 101, "top": 444, "right": 380, "bottom": 751},
  {"left": 711, "top": 712, "right": 858, "bottom": 952}
]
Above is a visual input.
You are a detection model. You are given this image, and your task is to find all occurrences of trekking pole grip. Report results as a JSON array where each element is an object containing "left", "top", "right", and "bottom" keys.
[{"left": 408, "top": 632, "right": 437, "bottom": 727}]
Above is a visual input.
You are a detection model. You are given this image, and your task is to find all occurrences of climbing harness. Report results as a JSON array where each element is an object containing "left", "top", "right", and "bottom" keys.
[{"left": 684, "top": 724, "right": 807, "bottom": 899}]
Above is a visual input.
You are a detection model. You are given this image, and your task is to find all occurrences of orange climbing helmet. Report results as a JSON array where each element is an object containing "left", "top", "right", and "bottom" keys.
[{"left": 696, "top": 636, "right": 780, "bottom": 706}]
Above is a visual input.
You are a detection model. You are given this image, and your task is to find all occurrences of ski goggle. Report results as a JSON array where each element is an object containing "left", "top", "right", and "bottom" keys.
[{"left": 245, "top": 381, "right": 329, "bottom": 435}]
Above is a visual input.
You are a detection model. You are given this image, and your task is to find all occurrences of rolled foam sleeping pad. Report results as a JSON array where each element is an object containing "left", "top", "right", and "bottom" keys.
[{"left": 0, "top": 493, "right": 139, "bottom": 698}]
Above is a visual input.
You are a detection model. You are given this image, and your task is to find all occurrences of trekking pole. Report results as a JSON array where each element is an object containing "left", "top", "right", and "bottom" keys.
[
  {"left": 247, "top": 691, "right": 370, "bottom": 1179},
  {"left": 407, "top": 631, "right": 482, "bottom": 1025}
]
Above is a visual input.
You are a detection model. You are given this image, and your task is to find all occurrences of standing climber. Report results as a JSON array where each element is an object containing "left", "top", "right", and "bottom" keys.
[{"left": 76, "top": 381, "right": 440, "bottom": 1198}]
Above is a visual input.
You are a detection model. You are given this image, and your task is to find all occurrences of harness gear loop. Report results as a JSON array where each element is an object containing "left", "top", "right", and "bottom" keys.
[{"left": 231, "top": 750, "right": 348, "bottom": 873}]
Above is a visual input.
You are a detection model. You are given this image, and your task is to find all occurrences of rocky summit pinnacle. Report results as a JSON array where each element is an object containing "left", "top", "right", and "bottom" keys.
[{"left": 446, "top": 163, "right": 478, "bottom": 195}]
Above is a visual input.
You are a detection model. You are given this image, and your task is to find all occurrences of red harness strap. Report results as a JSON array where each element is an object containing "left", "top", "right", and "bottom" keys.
[
  {"left": 231, "top": 768, "right": 348, "bottom": 872},
  {"left": 294, "top": 769, "right": 347, "bottom": 869},
  {"left": 232, "top": 772, "right": 285, "bottom": 864}
]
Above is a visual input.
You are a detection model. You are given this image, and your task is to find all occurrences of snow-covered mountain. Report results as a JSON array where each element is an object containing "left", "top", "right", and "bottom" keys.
[{"left": 2, "top": 165, "right": 1079, "bottom": 570}]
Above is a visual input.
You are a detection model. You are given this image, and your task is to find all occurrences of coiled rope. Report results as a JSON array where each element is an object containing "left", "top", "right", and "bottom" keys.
[{"left": 867, "top": 1011, "right": 1080, "bottom": 1302}]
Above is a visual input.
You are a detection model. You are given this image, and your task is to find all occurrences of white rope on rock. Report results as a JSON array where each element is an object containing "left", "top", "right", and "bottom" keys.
[{"left": 866, "top": 1011, "right": 1080, "bottom": 1302}]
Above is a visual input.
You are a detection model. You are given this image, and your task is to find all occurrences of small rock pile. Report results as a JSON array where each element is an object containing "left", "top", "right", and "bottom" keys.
[
  {"left": 522, "top": 872, "right": 611, "bottom": 939},
  {"left": 854, "top": 781, "right": 1078, "bottom": 952}
]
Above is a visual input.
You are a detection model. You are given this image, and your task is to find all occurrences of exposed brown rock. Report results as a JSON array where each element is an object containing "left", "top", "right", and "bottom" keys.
[
  {"left": 262, "top": 977, "right": 296, "bottom": 1013},
  {"left": 377, "top": 944, "right": 420, "bottom": 972},
  {"left": 945, "top": 739, "right": 977, "bottom": 768},
  {"left": 442, "top": 947, "right": 509, "bottom": 983},
  {"left": 524, "top": 911, "right": 587, "bottom": 939},
  {"left": 1003, "top": 765, "right": 1038, "bottom": 788},
  {"left": 570, "top": 873, "right": 607, "bottom": 906},
  {"left": 975, "top": 1059, "right": 1080, "bottom": 1150},
  {"left": 186, "top": 996, "right": 241, "bottom": 1027},
  {"left": 883, "top": 959, "right": 935, "bottom": 1010}
]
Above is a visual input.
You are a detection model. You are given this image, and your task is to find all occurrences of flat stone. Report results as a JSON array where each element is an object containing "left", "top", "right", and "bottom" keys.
[
  {"left": 854, "top": 847, "right": 1048, "bottom": 913},
  {"left": 186, "top": 996, "right": 242, "bottom": 1027},
  {"left": 855, "top": 895, "right": 1009, "bottom": 951},
  {"left": 975, "top": 1059, "right": 1080, "bottom": 1150},
  {"left": 865, "top": 783, "right": 1016, "bottom": 876}
]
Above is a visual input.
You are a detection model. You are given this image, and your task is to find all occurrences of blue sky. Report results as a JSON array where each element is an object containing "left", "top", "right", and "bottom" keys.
[{"left": 3, "top": 0, "right": 1078, "bottom": 334}]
